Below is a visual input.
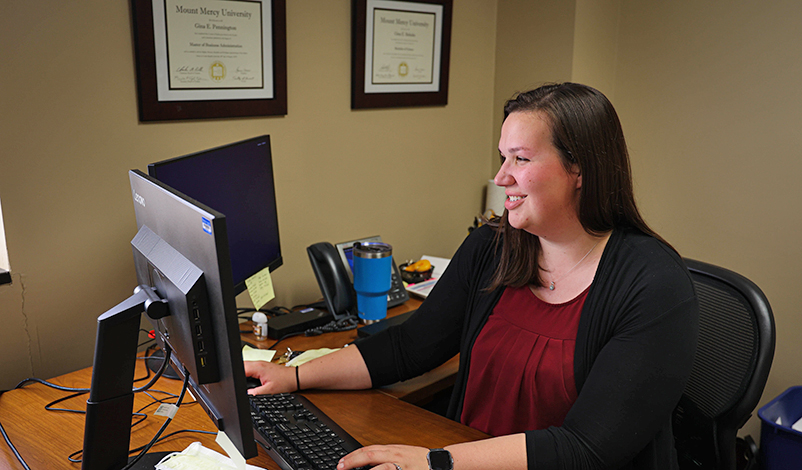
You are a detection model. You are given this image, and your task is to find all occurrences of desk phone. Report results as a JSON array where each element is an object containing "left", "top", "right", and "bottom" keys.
[{"left": 306, "top": 236, "right": 409, "bottom": 321}]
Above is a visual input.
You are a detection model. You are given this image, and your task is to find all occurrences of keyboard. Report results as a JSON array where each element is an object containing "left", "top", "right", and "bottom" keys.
[{"left": 249, "top": 393, "right": 362, "bottom": 470}]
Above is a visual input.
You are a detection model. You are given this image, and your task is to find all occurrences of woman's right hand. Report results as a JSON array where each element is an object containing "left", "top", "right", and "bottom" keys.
[{"left": 243, "top": 360, "right": 297, "bottom": 395}]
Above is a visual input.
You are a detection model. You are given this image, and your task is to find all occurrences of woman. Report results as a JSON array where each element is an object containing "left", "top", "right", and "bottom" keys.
[{"left": 245, "top": 83, "right": 699, "bottom": 470}]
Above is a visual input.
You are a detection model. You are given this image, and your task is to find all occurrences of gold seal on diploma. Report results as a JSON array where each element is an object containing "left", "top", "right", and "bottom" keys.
[
  {"left": 398, "top": 62, "right": 409, "bottom": 77},
  {"left": 210, "top": 61, "right": 226, "bottom": 82}
]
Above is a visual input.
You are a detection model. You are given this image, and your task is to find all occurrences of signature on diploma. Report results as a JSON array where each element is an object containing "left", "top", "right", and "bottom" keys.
[
  {"left": 176, "top": 65, "right": 204, "bottom": 73},
  {"left": 233, "top": 75, "right": 256, "bottom": 82},
  {"left": 378, "top": 64, "right": 391, "bottom": 72},
  {"left": 235, "top": 66, "right": 252, "bottom": 74}
]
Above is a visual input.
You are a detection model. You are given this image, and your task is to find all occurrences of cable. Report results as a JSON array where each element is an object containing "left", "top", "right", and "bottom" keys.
[
  {"left": 238, "top": 305, "right": 293, "bottom": 321},
  {"left": 68, "top": 429, "right": 214, "bottom": 464},
  {"left": 265, "top": 330, "right": 308, "bottom": 350},
  {"left": 263, "top": 315, "right": 360, "bottom": 350},
  {"left": 122, "top": 366, "right": 191, "bottom": 470},
  {"left": 15, "top": 377, "right": 89, "bottom": 393},
  {"left": 237, "top": 307, "right": 257, "bottom": 316},
  {"left": 268, "top": 306, "right": 293, "bottom": 316},
  {"left": 137, "top": 328, "right": 157, "bottom": 350},
  {"left": 44, "top": 391, "right": 87, "bottom": 414},
  {"left": 4, "top": 347, "right": 176, "bottom": 467},
  {"left": 66, "top": 385, "right": 198, "bottom": 464},
  {"left": 303, "top": 316, "right": 359, "bottom": 336},
  {"left": 0, "top": 418, "right": 31, "bottom": 470},
  {"left": 15, "top": 346, "right": 168, "bottom": 394},
  {"left": 128, "top": 428, "right": 216, "bottom": 454},
  {"left": 133, "top": 347, "right": 171, "bottom": 393}
]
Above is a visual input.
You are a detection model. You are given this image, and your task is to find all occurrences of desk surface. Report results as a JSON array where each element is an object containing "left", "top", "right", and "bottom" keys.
[
  {"left": 0, "top": 353, "right": 486, "bottom": 469},
  {"left": 241, "top": 298, "right": 460, "bottom": 406},
  {"left": 0, "top": 299, "right": 479, "bottom": 470}
]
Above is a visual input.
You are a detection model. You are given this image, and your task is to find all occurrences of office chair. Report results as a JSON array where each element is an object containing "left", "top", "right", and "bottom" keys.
[{"left": 673, "top": 258, "right": 776, "bottom": 470}]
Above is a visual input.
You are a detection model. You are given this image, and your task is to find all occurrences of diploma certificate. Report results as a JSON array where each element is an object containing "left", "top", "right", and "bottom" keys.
[
  {"left": 363, "top": 0, "right": 443, "bottom": 94},
  {"left": 153, "top": 0, "right": 274, "bottom": 101},
  {"left": 371, "top": 9, "right": 435, "bottom": 85}
]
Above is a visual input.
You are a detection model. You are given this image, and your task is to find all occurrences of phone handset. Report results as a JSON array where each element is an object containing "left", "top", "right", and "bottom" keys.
[{"left": 306, "top": 242, "right": 358, "bottom": 320}]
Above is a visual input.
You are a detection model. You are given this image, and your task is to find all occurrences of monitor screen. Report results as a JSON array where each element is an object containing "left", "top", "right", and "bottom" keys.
[
  {"left": 148, "top": 135, "right": 281, "bottom": 294},
  {"left": 81, "top": 170, "right": 257, "bottom": 468}
]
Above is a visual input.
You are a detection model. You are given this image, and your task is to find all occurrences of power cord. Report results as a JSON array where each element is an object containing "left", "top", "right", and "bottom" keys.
[
  {"left": 238, "top": 305, "right": 292, "bottom": 320},
  {"left": 0, "top": 418, "right": 31, "bottom": 470},
  {"left": 2, "top": 347, "right": 174, "bottom": 469},
  {"left": 134, "top": 347, "right": 172, "bottom": 393},
  {"left": 303, "top": 316, "right": 359, "bottom": 336},
  {"left": 14, "top": 377, "right": 90, "bottom": 393}
]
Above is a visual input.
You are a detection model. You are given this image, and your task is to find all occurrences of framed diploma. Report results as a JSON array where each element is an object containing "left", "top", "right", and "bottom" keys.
[
  {"left": 131, "top": 0, "right": 287, "bottom": 121},
  {"left": 352, "top": 0, "right": 452, "bottom": 109}
]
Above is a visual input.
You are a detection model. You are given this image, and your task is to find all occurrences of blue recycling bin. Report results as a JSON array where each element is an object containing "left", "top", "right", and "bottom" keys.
[{"left": 759, "top": 386, "right": 802, "bottom": 469}]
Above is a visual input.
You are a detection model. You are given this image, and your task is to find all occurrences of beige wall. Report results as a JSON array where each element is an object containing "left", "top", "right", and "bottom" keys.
[
  {"left": 0, "top": 0, "right": 498, "bottom": 388},
  {"left": 571, "top": 0, "right": 620, "bottom": 100}
]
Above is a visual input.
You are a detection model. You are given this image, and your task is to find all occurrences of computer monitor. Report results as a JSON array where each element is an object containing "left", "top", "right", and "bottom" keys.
[
  {"left": 81, "top": 170, "right": 257, "bottom": 469},
  {"left": 148, "top": 135, "right": 282, "bottom": 294}
]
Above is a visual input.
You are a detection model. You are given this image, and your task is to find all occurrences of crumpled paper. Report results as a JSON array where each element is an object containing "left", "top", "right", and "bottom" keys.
[{"left": 155, "top": 442, "right": 265, "bottom": 470}]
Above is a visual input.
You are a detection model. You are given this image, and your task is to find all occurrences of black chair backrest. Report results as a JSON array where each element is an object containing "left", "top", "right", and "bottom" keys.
[{"left": 674, "top": 258, "right": 775, "bottom": 470}]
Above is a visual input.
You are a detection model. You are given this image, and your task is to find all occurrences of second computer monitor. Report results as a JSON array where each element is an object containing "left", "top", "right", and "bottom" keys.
[{"left": 148, "top": 135, "right": 282, "bottom": 295}]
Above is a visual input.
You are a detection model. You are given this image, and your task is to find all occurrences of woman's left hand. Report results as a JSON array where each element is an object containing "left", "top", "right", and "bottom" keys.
[{"left": 337, "top": 444, "right": 430, "bottom": 470}]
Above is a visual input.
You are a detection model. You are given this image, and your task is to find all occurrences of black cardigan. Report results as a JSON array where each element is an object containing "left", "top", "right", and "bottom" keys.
[{"left": 356, "top": 225, "right": 699, "bottom": 470}]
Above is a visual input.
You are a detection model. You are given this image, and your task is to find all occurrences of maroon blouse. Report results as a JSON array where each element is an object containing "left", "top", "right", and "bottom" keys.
[{"left": 460, "top": 285, "right": 587, "bottom": 436}]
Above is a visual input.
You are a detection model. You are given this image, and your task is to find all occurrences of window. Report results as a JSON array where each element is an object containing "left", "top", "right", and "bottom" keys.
[{"left": 0, "top": 197, "right": 10, "bottom": 285}]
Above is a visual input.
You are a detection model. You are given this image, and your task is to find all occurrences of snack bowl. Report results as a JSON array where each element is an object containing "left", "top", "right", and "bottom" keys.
[{"left": 399, "top": 262, "right": 434, "bottom": 284}]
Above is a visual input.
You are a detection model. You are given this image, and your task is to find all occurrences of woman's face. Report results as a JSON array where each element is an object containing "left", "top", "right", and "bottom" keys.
[{"left": 494, "top": 111, "right": 581, "bottom": 237}]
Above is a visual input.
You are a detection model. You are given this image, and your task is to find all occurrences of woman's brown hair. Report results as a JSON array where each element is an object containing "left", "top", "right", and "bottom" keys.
[{"left": 489, "top": 82, "right": 666, "bottom": 289}]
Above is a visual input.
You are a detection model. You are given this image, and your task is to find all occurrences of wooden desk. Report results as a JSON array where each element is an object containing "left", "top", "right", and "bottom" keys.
[
  {"left": 240, "top": 299, "right": 460, "bottom": 406},
  {"left": 0, "top": 355, "right": 486, "bottom": 469}
]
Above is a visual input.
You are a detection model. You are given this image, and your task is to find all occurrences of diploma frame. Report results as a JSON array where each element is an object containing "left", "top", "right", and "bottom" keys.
[
  {"left": 352, "top": 0, "right": 452, "bottom": 109},
  {"left": 131, "top": 0, "right": 287, "bottom": 121}
]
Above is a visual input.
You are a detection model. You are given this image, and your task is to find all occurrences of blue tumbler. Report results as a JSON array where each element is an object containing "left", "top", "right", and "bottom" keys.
[{"left": 352, "top": 242, "right": 393, "bottom": 324}]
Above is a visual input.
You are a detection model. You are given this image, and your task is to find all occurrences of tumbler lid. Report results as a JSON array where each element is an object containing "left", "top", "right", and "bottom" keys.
[{"left": 353, "top": 242, "right": 392, "bottom": 258}]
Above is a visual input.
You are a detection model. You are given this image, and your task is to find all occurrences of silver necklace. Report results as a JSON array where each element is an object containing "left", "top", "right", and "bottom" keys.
[{"left": 547, "top": 241, "right": 600, "bottom": 291}]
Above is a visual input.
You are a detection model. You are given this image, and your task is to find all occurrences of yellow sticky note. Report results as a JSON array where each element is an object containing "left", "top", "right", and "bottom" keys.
[
  {"left": 242, "top": 345, "right": 276, "bottom": 362},
  {"left": 245, "top": 267, "right": 275, "bottom": 311}
]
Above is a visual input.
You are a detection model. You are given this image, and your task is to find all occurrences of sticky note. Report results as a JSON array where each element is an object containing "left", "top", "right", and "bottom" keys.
[
  {"left": 242, "top": 345, "right": 276, "bottom": 362},
  {"left": 285, "top": 348, "right": 340, "bottom": 367},
  {"left": 245, "top": 267, "right": 275, "bottom": 311}
]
